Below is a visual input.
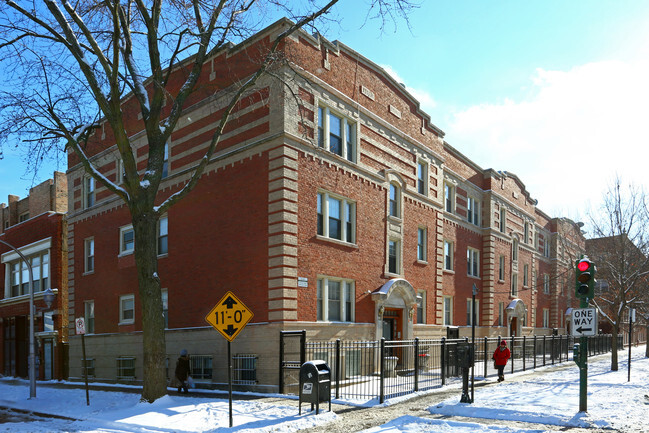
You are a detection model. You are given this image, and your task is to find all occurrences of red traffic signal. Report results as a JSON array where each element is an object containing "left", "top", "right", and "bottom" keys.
[
  {"left": 575, "top": 257, "right": 596, "bottom": 298},
  {"left": 577, "top": 260, "right": 590, "bottom": 273}
]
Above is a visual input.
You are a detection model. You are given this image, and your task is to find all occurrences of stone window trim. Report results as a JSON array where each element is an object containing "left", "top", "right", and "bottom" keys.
[
  {"left": 317, "top": 104, "right": 357, "bottom": 163},
  {"left": 119, "top": 294, "right": 135, "bottom": 325}
]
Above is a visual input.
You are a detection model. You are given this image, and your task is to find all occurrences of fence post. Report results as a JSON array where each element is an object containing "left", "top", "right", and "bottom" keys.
[
  {"left": 414, "top": 337, "right": 419, "bottom": 392},
  {"left": 543, "top": 335, "right": 546, "bottom": 366},
  {"left": 510, "top": 335, "right": 515, "bottom": 374},
  {"left": 523, "top": 336, "right": 526, "bottom": 371},
  {"left": 380, "top": 338, "right": 385, "bottom": 404},
  {"left": 551, "top": 334, "right": 555, "bottom": 365},
  {"left": 441, "top": 337, "right": 446, "bottom": 386},
  {"left": 483, "top": 337, "right": 488, "bottom": 378},
  {"left": 335, "top": 339, "right": 341, "bottom": 399},
  {"left": 279, "top": 332, "right": 285, "bottom": 394},
  {"left": 533, "top": 335, "right": 537, "bottom": 369},
  {"left": 300, "top": 330, "right": 306, "bottom": 366}
]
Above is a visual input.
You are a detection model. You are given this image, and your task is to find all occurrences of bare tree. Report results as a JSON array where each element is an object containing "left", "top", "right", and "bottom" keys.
[
  {"left": 0, "top": 0, "right": 414, "bottom": 402},
  {"left": 587, "top": 177, "right": 649, "bottom": 370}
]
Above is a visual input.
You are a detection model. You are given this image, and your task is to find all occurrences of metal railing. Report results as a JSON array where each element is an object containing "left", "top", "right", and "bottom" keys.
[{"left": 281, "top": 334, "right": 622, "bottom": 403}]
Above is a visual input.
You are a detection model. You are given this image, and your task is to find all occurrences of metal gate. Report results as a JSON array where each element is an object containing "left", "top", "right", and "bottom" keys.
[{"left": 279, "top": 330, "right": 305, "bottom": 394}]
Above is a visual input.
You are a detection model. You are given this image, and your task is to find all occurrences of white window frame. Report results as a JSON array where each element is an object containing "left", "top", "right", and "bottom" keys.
[
  {"left": 543, "top": 274, "right": 550, "bottom": 294},
  {"left": 467, "top": 247, "right": 480, "bottom": 278},
  {"left": 119, "top": 294, "right": 135, "bottom": 325},
  {"left": 543, "top": 309, "right": 550, "bottom": 328},
  {"left": 444, "top": 183, "right": 455, "bottom": 213},
  {"left": 466, "top": 298, "right": 479, "bottom": 326},
  {"left": 523, "top": 264, "right": 529, "bottom": 287},
  {"left": 317, "top": 105, "right": 357, "bottom": 163},
  {"left": 512, "top": 239, "right": 519, "bottom": 261},
  {"left": 443, "top": 296, "right": 453, "bottom": 326},
  {"left": 388, "top": 183, "right": 401, "bottom": 218},
  {"left": 524, "top": 222, "right": 529, "bottom": 244},
  {"left": 444, "top": 240, "right": 454, "bottom": 271},
  {"left": 158, "top": 215, "right": 168, "bottom": 256},
  {"left": 498, "top": 302, "right": 504, "bottom": 327},
  {"left": 498, "top": 255, "right": 505, "bottom": 281},
  {"left": 316, "top": 277, "right": 355, "bottom": 322},
  {"left": 416, "top": 291, "right": 426, "bottom": 324},
  {"left": 387, "top": 239, "right": 401, "bottom": 275},
  {"left": 500, "top": 208, "right": 506, "bottom": 233},
  {"left": 84, "top": 237, "right": 95, "bottom": 274},
  {"left": 317, "top": 191, "right": 356, "bottom": 244},
  {"left": 85, "top": 300, "right": 95, "bottom": 334},
  {"left": 543, "top": 237, "right": 551, "bottom": 257},
  {"left": 467, "top": 197, "right": 480, "bottom": 226},
  {"left": 161, "top": 141, "right": 170, "bottom": 178},
  {"left": 511, "top": 273, "right": 518, "bottom": 296},
  {"left": 119, "top": 225, "right": 135, "bottom": 255},
  {"left": 161, "top": 288, "right": 168, "bottom": 329},
  {"left": 84, "top": 175, "right": 95, "bottom": 209},
  {"left": 417, "top": 227, "right": 427, "bottom": 262},
  {"left": 416, "top": 160, "right": 428, "bottom": 196}
]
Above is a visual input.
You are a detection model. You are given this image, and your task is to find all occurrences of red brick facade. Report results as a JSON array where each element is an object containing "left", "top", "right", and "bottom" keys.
[{"left": 64, "top": 20, "right": 584, "bottom": 389}]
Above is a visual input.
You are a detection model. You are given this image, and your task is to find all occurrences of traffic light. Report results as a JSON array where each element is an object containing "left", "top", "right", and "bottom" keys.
[{"left": 575, "top": 256, "right": 596, "bottom": 299}]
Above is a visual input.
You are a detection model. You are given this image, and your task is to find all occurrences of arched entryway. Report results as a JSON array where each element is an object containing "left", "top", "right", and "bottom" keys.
[
  {"left": 506, "top": 299, "right": 527, "bottom": 337},
  {"left": 371, "top": 278, "right": 418, "bottom": 341}
]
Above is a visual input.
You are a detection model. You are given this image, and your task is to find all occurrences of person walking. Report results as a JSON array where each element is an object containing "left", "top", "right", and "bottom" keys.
[
  {"left": 492, "top": 340, "right": 511, "bottom": 382},
  {"left": 174, "top": 349, "right": 191, "bottom": 394}
]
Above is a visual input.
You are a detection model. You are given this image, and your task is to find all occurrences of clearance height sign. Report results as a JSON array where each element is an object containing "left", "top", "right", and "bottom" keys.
[{"left": 205, "top": 291, "right": 254, "bottom": 342}]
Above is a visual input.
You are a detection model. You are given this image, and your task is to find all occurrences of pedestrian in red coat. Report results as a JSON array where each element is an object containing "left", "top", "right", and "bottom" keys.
[{"left": 493, "top": 340, "right": 511, "bottom": 382}]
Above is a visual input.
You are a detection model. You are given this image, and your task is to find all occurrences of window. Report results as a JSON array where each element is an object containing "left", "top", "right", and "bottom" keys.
[
  {"left": 388, "top": 183, "right": 401, "bottom": 218},
  {"left": 158, "top": 216, "right": 168, "bottom": 256},
  {"left": 317, "top": 192, "right": 355, "bottom": 243},
  {"left": 543, "top": 274, "right": 550, "bottom": 294},
  {"left": 498, "top": 255, "right": 505, "bottom": 281},
  {"left": 84, "top": 238, "right": 95, "bottom": 273},
  {"left": 233, "top": 354, "right": 257, "bottom": 384},
  {"left": 161, "top": 289, "right": 168, "bottom": 328},
  {"left": 120, "top": 225, "right": 135, "bottom": 255},
  {"left": 543, "top": 309, "right": 550, "bottom": 328},
  {"left": 8, "top": 251, "right": 49, "bottom": 297},
  {"left": 190, "top": 355, "right": 213, "bottom": 380},
  {"left": 161, "top": 141, "right": 170, "bottom": 178},
  {"left": 388, "top": 239, "right": 401, "bottom": 274},
  {"left": 84, "top": 176, "right": 95, "bottom": 208},
  {"left": 317, "top": 106, "right": 356, "bottom": 162},
  {"left": 417, "top": 161, "right": 427, "bottom": 195},
  {"left": 467, "top": 197, "right": 479, "bottom": 226},
  {"left": 119, "top": 294, "right": 135, "bottom": 324},
  {"left": 416, "top": 292, "right": 426, "bottom": 324},
  {"left": 115, "top": 158, "right": 124, "bottom": 184},
  {"left": 500, "top": 208, "right": 506, "bottom": 233},
  {"left": 467, "top": 247, "right": 479, "bottom": 277},
  {"left": 511, "top": 274, "right": 518, "bottom": 296},
  {"left": 83, "top": 358, "right": 96, "bottom": 378},
  {"left": 443, "top": 296, "right": 453, "bottom": 326},
  {"left": 444, "top": 183, "right": 454, "bottom": 213},
  {"left": 524, "top": 222, "right": 529, "bottom": 244},
  {"left": 523, "top": 264, "right": 529, "bottom": 287},
  {"left": 543, "top": 237, "right": 551, "bottom": 257},
  {"left": 116, "top": 357, "right": 136, "bottom": 380},
  {"left": 18, "top": 213, "right": 29, "bottom": 222},
  {"left": 512, "top": 239, "right": 519, "bottom": 261},
  {"left": 444, "top": 240, "right": 454, "bottom": 271},
  {"left": 85, "top": 301, "right": 95, "bottom": 334},
  {"left": 417, "top": 227, "right": 427, "bottom": 262},
  {"left": 466, "top": 298, "right": 479, "bottom": 326},
  {"left": 498, "top": 302, "right": 504, "bottom": 327},
  {"left": 317, "top": 277, "right": 355, "bottom": 322}
]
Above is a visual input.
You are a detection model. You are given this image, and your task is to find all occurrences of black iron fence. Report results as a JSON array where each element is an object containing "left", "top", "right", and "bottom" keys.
[{"left": 280, "top": 333, "right": 623, "bottom": 403}]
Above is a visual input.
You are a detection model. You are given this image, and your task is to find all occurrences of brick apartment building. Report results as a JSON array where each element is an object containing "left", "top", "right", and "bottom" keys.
[
  {"left": 65, "top": 19, "right": 584, "bottom": 390},
  {"left": 0, "top": 172, "right": 68, "bottom": 380}
]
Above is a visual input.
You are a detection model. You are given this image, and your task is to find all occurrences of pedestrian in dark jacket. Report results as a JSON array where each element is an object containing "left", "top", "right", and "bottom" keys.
[
  {"left": 175, "top": 349, "right": 191, "bottom": 394},
  {"left": 492, "top": 340, "right": 511, "bottom": 382}
]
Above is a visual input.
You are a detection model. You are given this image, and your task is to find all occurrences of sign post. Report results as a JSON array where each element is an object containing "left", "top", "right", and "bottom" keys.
[
  {"left": 75, "top": 317, "right": 90, "bottom": 406},
  {"left": 205, "top": 291, "right": 253, "bottom": 428}
]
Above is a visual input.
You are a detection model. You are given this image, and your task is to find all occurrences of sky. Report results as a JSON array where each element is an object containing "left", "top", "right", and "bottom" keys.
[
  {"left": 0, "top": 346, "right": 646, "bottom": 432},
  {"left": 2, "top": 1, "right": 648, "bottom": 227}
]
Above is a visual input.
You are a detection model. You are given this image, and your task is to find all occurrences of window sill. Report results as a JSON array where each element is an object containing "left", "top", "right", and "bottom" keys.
[
  {"left": 383, "top": 271, "right": 402, "bottom": 279},
  {"left": 118, "top": 321, "right": 134, "bottom": 326},
  {"left": 467, "top": 274, "right": 481, "bottom": 280},
  {"left": 118, "top": 251, "right": 134, "bottom": 258},
  {"left": 498, "top": 279, "right": 505, "bottom": 283},
  {"left": 157, "top": 253, "right": 169, "bottom": 259},
  {"left": 416, "top": 259, "right": 428, "bottom": 265},
  {"left": 443, "top": 269, "right": 455, "bottom": 275},
  {"left": 387, "top": 215, "right": 402, "bottom": 224},
  {"left": 315, "top": 235, "right": 358, "bottom": 249},
  {"left": 83, "top": 270, "right": 95, "bottom": 276}
]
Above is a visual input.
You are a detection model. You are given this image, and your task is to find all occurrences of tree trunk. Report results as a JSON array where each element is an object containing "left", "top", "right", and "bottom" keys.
[
  {"left": 611, "top": 322, "right": 619, "bottom": 371},
  {"left": 133, "top": 212, "right": 167, "bottom": 402},
  {"left": 646, "top": 324, "right": 648, "bottom": 358}
]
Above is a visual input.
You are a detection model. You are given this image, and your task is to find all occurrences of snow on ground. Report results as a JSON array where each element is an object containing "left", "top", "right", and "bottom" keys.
[{"left": 0, "top": 346, "right": 646, "bottom": 433}]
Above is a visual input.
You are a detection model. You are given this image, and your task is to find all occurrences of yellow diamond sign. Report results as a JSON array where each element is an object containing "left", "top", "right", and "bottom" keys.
[{"left": 205, "top": 291, "right": 254, "bottom": 342}]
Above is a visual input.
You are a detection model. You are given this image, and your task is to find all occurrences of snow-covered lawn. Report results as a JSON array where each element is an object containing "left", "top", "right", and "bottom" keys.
[{"left": 0, "top": 346, "right": 646, "bottom": 432}]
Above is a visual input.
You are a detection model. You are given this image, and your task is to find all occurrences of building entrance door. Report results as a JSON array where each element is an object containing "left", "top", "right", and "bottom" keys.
[
  {"left": 43, "top": 339, "right": 53, "bottom": 380},
  {"left": 510, "top": 317, "right": 518, "bottom": 337}
]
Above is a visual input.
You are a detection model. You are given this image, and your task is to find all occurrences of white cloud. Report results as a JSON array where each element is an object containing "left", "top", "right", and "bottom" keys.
[
  {"left": 445, "top": 58, "right": 649, "bottom": 218},
  {"left": 380, "top": 64, "right": 437, "bottom": 114}
]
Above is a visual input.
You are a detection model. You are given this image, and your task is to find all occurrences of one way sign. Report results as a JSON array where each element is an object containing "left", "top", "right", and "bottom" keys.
[
  {"left": 571, "top": 308, "right": 598, "bottom": 336},
  {"left": 205, "top": 291, "right": 254, "bottom": 342}
]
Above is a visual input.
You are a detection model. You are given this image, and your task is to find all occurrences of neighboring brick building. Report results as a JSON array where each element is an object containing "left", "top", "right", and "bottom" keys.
[
  {"left": 0, "top": 172, "right": 68, "bottom": 380},
  {"left": 65, "top": 19, "right": 584, "bottom": 390}
]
